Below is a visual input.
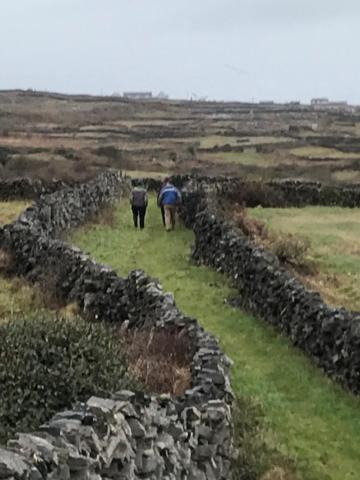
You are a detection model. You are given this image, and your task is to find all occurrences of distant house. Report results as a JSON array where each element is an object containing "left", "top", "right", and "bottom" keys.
[
  {"left": 259, "top": 100, "right": 274, "bottom": 106},
  {"left": 311, "top": 98, "right": 349, "bottom": 111},
  {"left": 311, "top": 98, "right": 329, "bottom": 105},
  {"left": 123, "top": 92, "right": 153, "bottom": 100},
  {"left": 156, "top": 91, "right": 169, "bottom": 100}
]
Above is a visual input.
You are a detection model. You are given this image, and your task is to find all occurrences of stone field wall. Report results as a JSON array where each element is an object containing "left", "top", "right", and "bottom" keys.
[
  {"left": 0, "top": 171, "right": 233, "bottom": 480},
  {"left": 179, "top": 182, "right": 360, "bottom": 395},
  {"left": 133, "top": 175, "right": 360, "bottom": 208},
  {"left": 0, "top": 178, "right": 70, "bottom": 200},
  {"left": 2, "top": 170, "right": 359, "bottom": 479}
]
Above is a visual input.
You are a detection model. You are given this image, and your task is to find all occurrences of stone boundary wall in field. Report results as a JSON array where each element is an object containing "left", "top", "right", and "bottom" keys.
[
  {"left": 179, "top": 182, "right": 360, "bottom": 396},
  {"left": 0, "top": 171, "right": 233, "bottom": 480},
  {"left": 0, "top": 178, "right": 70, "bottom": 200},
  {"left": 218, "top": 178, "right": 360, "bottom": 208},
  {"left": 132, "top": 174, "right": 360, "bottom": 208}
]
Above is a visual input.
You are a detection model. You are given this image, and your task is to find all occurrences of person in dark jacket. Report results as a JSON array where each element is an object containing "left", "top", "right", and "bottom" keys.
[
  {"left": 158, "top": 179, "right": 182, "bottom": 231},
  {"left": 130, "top": 183, "right": 148, "bottom": 229},
  {"left": 157, "top": 180, "right": 166, "bottom": 226}
]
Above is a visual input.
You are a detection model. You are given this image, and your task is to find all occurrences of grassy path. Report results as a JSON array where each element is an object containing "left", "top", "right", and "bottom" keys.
[{"left": 72, "top": 197, "right": 360, "bottom": 480}]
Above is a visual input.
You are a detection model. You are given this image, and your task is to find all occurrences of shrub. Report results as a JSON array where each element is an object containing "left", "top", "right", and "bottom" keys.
[
  {"left": 233, "top": 205, "right": 268, "bottom": 238},
  {"left": 169, "top": 151, "right": 178, "bottom": 162},
  {"left": 268, "top": 233, "right": 316, "bottom": 274},
  {"left": 96, "top": 146, "right": 121, "bottom": 160},
  {"left": 0, "top": 315, "right": 137, "bottom": 443},
  {"left": 227, "top": 183, "right": 286, "bottom": 208}
]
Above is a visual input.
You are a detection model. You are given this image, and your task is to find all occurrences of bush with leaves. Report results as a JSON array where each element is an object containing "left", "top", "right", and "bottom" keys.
[{"left": 0, "top": 315, "right": 138, "bottom": 444}]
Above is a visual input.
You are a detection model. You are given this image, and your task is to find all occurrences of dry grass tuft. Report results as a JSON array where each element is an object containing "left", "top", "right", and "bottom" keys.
[
  {"left": 123, "top": 326, "right": 192, "bottom": 396},
  {"left": 232, "top": 207, "right": 316, "bottom": 276},
  {"left": 91, "top": 205, "right": 118, "bottom": 228},
  {"left": 233, "top": 204, "right": 268, "bottom": 238},
  {"left": 260, "top": 466, "right": 296, "bottom": 480}
]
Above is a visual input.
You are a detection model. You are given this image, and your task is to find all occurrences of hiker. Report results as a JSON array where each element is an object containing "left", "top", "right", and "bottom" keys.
[
  {"left": 130, "top": 182, "right": 148, "bottom": 229},
  {"left": 157, "top": 180, "right": 166, "bottom": 226},
  {"left": 158, "top": 178, "right": 182, "bottom": 231}
]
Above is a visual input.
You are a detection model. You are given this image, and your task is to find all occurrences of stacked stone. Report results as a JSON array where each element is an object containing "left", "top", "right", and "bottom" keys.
[
  {"left": 133, "top": 174, "right": 360, "bottom": 208},
  {"left": 180, "top": 182, "right": 360, "bottom": 395},
  {"left": 217, "top": 178, "right": 360, "bottom": 208},
  {"left": 0, "top": 172, "right": 234, "bottom": 480},
  {"left": 1, "top": 394, "right": 232, "bottom": 480},
  {"left": 14, "top": 170, "right": 130, "bottom": 237},
  {"left": 0, "top": 178, "right": 68, "bottom": 201}
]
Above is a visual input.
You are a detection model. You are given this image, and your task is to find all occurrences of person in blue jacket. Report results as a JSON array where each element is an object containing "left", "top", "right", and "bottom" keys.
[{"left": 158, "top": 178, "right": 182, "bottom": 231}]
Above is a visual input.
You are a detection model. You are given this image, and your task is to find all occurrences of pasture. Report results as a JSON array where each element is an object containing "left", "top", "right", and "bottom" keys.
[{"left": 249, "top": 206, "right": 360, "bottom": 311}]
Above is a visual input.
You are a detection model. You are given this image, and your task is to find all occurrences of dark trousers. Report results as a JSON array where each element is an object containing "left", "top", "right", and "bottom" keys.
[
  {"left": 132, "top": 206, "right": 146, "bottom": 229},
  {"left": 160, "top": 206, "right": 165, "bottom": 226}
]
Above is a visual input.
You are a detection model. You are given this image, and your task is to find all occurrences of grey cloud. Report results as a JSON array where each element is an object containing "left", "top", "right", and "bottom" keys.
[{"left": 0, "top": 0, "right": 359, "bottom": 103}]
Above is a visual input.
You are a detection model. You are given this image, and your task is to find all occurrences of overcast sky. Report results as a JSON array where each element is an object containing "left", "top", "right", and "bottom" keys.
[{"left": 0, "top": 0, "right": 359, "bottom": 103}]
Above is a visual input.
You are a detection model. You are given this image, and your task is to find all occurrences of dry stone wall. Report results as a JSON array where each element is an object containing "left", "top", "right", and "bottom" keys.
[
  {"left": 0, "top": 171, "right": 233, "bottom": 480},
  {"left": 133, "top": 174, "right": 360, "bottom": 208},
  {"left": 0, "top": 178, "right": 69, "bottom": 200},
  {"left": 218, "top": 178, "right": 360, "bottom": 208},
  {"left": 179, "top": 182, "right": 360, "bottom": 395}
]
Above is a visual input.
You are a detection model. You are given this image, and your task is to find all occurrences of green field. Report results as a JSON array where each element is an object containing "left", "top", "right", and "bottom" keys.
[
  {"left": 198, "top": 135, "right": 292, "bottom": 149},
  {"left": 290, "top": 146, "right": 360, "bottom": 160},
  {"left": 201, "top": 151, "right": 275, "bottom": 167},
  {"left": 72, "top": 196, "right": 360, "bottom": 480},
  {"left": 249, "top": 206, "right": 360, "bottom": 311}
]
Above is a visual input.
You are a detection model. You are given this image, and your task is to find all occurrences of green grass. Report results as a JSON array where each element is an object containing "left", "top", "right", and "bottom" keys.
[
  {"left": 249, "top": 207, "right": 360, "bottom": 311},
  {"left": 71, "top": 196, "right": 360, "bottom": 480},
  {"left": 198, "top": 135, "right": 292, "bottom": 149},
  {"left": 201, "top": 151, "right": 275, "bottom": 167}
]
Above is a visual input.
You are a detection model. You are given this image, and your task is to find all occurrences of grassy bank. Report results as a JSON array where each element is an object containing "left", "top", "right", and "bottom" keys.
[
  {"left": 72, "top": 196, "right": 360, "bottom": 480},
  {"left": 249, "top": 206, "right": 360, "bottom": 311}
]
